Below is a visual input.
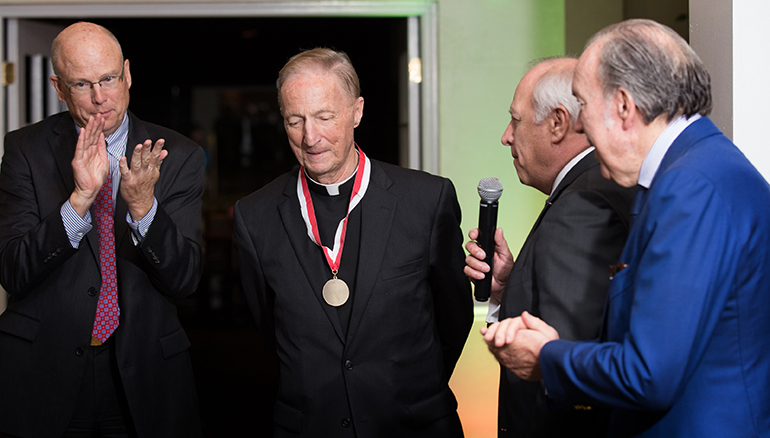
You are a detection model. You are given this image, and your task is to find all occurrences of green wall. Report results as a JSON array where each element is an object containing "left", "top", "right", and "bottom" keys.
[{"left": 437, "top": 0, "right": 565, "bottom": 275}]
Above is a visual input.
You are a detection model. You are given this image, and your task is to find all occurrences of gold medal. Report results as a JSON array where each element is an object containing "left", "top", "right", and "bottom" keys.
[
  {"left": 297, "top": 149, "right": 369, "bottom": 309},
  {"left": 322, "top": 275, "right": 350, "bottom": 307}
]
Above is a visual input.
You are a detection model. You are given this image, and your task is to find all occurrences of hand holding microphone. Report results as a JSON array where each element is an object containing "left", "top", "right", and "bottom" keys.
[{"left": 473, "top": 177, "right": 503, "bottom": 302}]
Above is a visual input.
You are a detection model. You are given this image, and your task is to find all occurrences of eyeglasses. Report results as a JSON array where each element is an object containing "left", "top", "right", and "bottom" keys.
[{"left": 60, "top": 66, "right": 125, "bottom": 96}]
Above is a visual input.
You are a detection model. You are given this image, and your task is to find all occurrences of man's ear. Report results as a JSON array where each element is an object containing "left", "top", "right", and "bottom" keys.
[
  {"left": 616, "top": 87, "right": 637, "bottom": 130},
  {"left": 550, "top": 105, "right": 570, "bottom": 143},
  {"left": 352, "top": 96, "right": 364, "bottom": 128},
  {"left": 123, "top": 59, "right": 132, "bottom": 90},
  {"left": 49, "top": 76, "right": 67, "bottom": 103}
]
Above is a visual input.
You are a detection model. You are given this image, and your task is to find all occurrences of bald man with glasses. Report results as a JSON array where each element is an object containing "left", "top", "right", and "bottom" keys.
[{"left": 0, "top": 22, "right": 204, "bottom": 437}]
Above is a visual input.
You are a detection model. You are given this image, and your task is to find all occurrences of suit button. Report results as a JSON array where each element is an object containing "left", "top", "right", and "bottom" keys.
[
  {"left": 341, "top": 418, "right": 351, "bottom": 428},
  {"left": 344, "top": 360, "right": 353, "bottom": 370},
  {"left": 75, "top": 347, "right": 84, "bottom": 356},
  {"left": 88, "top": 287, "right": 97, "bottom": 297}
]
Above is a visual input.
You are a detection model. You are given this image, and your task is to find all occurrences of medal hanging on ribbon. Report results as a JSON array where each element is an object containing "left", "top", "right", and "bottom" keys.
[{"left": 298, "top": 148, "right": 370, "bottom": 307}]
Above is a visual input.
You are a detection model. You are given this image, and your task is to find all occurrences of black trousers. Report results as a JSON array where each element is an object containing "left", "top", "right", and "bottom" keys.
[{"left": 63, "top": 339, "right": 136, "bottom": 438}]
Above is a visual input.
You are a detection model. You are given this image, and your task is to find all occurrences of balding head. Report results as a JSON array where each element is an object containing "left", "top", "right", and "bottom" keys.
[
  {"left": 276, "top": 48, "right": 360, "bottom": 112},
  {"left": 526, "top": 57, "right": 581, "bottom": 125},
  {"left": 51, "top": 22, "right": 123, "bottom": 77},
  {"left": 49, "top": 22, "right": 131, "bottom": 136}
]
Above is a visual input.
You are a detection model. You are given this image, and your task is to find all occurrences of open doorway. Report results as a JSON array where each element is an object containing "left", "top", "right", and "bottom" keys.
[{"left": 37, "top": 16, "right": 406, "bottom": 202}]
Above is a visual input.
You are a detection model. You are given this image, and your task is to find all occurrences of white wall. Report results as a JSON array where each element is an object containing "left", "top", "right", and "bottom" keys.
[
  {"left": 733, "top": 2, "right": 770, "bottom": 179},
  {"left": 691, "top": 0, "right": 770, "bottom": 180}
]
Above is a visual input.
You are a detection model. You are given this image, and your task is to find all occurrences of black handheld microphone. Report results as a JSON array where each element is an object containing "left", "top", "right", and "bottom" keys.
[{"left": 474, "top": 177, "right": 503, "bottom": 302}]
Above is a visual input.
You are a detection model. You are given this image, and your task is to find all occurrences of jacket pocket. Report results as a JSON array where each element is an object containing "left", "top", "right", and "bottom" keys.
[
  {"left": 159, "top": 327, "right": 191, "bottom": 359},
  {"left": 273, "top": 399, "right": 302, "bottom": 433},
  {"left": 0, "top": 310, "right": 39, "bottom": 342},
  {"left": 406, "top": 386, "right": 458, "bottom": 427},
  {"left": 380, "top": 257, "right": 424, "bottom": 281}
]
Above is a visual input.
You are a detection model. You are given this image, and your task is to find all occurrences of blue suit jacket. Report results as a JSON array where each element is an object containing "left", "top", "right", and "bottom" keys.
[{"left": 540, "top": 117, "right": 770, "bottom": 437}]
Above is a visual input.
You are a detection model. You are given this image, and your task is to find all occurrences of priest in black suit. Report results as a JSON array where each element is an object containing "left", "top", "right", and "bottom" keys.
[
  {"left": 233, "top": 48, "right": 473, "bottom": 437},
  {"left": 465, "top": 57, "right": 636, "bottom": 437}
]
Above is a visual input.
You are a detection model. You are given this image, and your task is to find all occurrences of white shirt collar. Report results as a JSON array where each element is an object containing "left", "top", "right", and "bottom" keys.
[
  {"left": 637, "top": 114, "right": 701, "bottom": 189},
  {"left": 551, "top": 147, "right": 594, "bottom": 196}
]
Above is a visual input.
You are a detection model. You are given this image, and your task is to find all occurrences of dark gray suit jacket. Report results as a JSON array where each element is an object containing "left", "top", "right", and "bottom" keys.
[
  {"left": 233, "top": 159, "right": 473, "bottom": 437},
  {"left": 498, "top": 151, "right": 636, "bottom": 437},
  {"left": 0, "top": 111, "right": 204, "bottom": 437}
]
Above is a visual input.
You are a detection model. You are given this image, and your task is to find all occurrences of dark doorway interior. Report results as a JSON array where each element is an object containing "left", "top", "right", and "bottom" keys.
[
  {"left": 101, "top": 16, "right": 405, "bottom": 201},
  {"left": 44, "top": 16, "right": 406, "bottom": 436}
]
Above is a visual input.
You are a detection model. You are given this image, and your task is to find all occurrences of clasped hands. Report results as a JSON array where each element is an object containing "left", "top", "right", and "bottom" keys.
[
  {"left": 70, "top": 114, "right": 167, "bottom": 220},
  {"left": 464, "top": 227, "right": 560, "bottom": 381},
  {"left": 481, "top": 311, "right": 559, "bottom": 381}
]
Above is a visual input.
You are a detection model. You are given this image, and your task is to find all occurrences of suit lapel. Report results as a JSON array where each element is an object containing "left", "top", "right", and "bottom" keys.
[
  {"left": 278, "top": 174, "right": 346, "bottom": 343},
  {"left": 501, "top": 151, "right": 597, "bottom": 318},
  {"left": 599, "top": 118, "right": 718, "bottom": 340},
  {"left": 648, "top": 117, "right": 719, "bottom": 195},
  {"left": 51, "top": 113, "right": 78, "bottom": 200},
  {"left": 623, "top": 118, "right": 717, "bottom": 234},
  {"left": 532, "top": 151, "right": 598, "bottom": 231},
  {"left": 346, "top": 162, "right": 396, "bottom": 344}
]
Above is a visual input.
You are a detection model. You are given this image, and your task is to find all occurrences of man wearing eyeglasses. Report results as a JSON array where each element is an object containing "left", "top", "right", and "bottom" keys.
[{"left": 0, "top": 22, "right": 204, "bottom": 437}]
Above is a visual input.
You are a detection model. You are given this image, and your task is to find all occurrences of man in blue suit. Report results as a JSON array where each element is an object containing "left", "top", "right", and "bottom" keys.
[{"left": 482, "top": 19, "right": 770, "bottom": 437}]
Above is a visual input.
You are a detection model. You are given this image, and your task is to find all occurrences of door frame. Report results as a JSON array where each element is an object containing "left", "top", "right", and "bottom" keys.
[{"left": 0, "top": 1, "right": 439, "bottom": 173}]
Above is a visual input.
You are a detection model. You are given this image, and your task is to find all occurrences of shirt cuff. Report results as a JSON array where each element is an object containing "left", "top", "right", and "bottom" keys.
[
  {"left": 61, "top": 200, "right": 92, "bottom": 248},
  {"left": 126, "top": 197, "right": 158, "bottom": 244},
  {"left": 485, "top": 301, "right": 501, "bottom": 324}
]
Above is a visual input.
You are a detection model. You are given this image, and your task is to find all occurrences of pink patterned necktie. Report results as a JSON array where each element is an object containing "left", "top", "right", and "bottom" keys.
[{"left": 91, "top": 174, "right": 119, "bottom": 343}]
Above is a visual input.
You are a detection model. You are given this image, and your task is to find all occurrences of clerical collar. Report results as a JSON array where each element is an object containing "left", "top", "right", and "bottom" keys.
[{"left": 304, "top": 169, "right": 357, "bottom": 196}]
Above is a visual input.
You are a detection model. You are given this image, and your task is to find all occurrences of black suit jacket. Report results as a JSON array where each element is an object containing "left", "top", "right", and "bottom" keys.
[
  {"left": 498, "top": 152, "right": 636, "bottom": 437},
  {"left": 233, "top": 159, "right": 473, "bottom": 437},
  {"left": 0, "top": 111, "right": 204, "bottom": 437}
]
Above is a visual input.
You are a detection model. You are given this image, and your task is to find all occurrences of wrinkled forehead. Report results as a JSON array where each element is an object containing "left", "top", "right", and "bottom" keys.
[{"left": 282, "top": 71, "right": 354, "bottom": 106}]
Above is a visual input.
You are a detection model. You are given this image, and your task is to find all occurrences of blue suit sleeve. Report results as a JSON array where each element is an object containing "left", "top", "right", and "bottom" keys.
[{"left": 540, "top": 168, "right": 741, "bottom": 410}]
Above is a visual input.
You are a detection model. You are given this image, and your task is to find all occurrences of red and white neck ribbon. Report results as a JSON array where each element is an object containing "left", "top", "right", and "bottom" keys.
[{"left": 297, "top": 148, "right": 371, "bottom": 273}]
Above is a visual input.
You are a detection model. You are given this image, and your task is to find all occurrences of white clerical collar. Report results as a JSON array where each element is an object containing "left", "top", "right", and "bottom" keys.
[
  {"left": 304, "top": 168, "right": 357, "bottom": 196},
  {"left": 297, "top": 150, "right": 372, "bottom": 261},
  {"left": 551, "top": 147, "right": 594, "bottom": 196},
  {"left": 637, "top": 113, "right": 701, "bottom": 189}
]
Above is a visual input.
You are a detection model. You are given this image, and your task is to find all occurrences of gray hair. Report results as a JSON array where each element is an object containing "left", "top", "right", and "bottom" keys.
[
  {"left": 277, "top": 48, "right": 360, "bottom": 111},
  {"left": 531, "top": 57, "right": 581, "bottom": 125},
  {"left": 586, "top": 18, "right": 711, "bottom": 123}
]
